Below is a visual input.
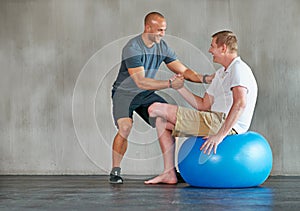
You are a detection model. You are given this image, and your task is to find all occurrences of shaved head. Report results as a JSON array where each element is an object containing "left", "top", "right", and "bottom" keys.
[
  {"left": 142, "top": 12, "right": 166, "bottom": 45},
  {"left": 144, "top": 12, "right": 165, "bottom": 25}
]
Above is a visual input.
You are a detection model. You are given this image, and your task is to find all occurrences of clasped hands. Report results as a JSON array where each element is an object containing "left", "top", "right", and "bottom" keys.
[{"left": 169, "top": 74, "right": 184, "bottom": 90}]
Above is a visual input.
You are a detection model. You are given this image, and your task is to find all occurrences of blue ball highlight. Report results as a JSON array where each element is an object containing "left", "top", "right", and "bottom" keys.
[{"left": 178, "top": 132, "right": 273, "bottom": 188}]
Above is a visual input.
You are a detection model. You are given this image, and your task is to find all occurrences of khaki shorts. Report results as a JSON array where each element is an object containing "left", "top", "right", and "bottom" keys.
[{"left": 172, "top": 107, "right": 236, "bottom": 137}]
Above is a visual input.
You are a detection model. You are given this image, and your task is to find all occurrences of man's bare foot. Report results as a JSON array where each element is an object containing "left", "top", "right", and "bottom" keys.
[{"left": 144, "top": 171, "right": 177, "bottom": 185}]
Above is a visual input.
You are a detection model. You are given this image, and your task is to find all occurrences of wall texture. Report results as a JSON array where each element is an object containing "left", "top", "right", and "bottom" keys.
[{"left": 0, "top": 0, "right": 299, "bottom": 176}]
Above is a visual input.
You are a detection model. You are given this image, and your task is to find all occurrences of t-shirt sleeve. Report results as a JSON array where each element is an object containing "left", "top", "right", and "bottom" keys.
[
  {"left": 162, "top": 42, "right": 177, "bottom": 64},
  {"left": 123, "top": 46, "right": 143, "bottom": 68},
  {"left": 164, "top": 49, "right": 177, "bottom": 64},
  {"left": 230, "top": 65, "right": 250, "bottom": 92}
]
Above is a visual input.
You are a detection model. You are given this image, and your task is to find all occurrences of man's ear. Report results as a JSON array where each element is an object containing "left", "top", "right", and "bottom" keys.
[
  {"left": 145, "top": 24, "right": 151, "bottom": 32},
  {"left": 221, "top": 44, "right": 227, "bottom": 53}
]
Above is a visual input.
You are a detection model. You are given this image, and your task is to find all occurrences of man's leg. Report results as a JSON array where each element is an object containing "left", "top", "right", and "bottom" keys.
[
  {"left": 110, "top": 118, "right": 132, "bottom": 184},
  {"left": 145, "top": 103, "right": 179, "bottom": 184},
  {"left": 147, "top": 102, "right": 178, "bottom": 123}
]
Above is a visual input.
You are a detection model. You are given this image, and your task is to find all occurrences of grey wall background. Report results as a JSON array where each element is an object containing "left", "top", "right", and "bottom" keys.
[{"left": 0, "top": 0, "right": 299, "bottom": 176}]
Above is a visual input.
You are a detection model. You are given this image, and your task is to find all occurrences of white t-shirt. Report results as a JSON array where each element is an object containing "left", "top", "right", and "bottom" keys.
[{"left": 206, "top": 57, "right": 258, "bottom": 134}]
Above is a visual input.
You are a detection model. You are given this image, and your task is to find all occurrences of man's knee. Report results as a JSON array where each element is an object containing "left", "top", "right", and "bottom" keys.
[
  {"left": 148, "top": 102, "right": 163, "bottom": 117},
  {"left": 117, "top": 121, "right": 133, "bottom": 138}
]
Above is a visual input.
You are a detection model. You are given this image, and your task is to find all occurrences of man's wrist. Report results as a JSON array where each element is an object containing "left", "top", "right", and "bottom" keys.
[
  {"left": 168, "top": 79, "right": 172, "bottom": 88},
  {"left": 202, "top": 74, "right": 209, "bottom": 84}
]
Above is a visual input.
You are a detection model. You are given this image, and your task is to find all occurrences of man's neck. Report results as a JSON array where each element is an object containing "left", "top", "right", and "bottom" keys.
[
  {"left": 141, "top": 33, "right": 155, "bottom": 48},
  {"left": 223, "top": 54, "right": 238, "bottom": 71}
]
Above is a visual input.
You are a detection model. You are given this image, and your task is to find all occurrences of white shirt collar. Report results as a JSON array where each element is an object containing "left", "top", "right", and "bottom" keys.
[{"left": 224, "top": 56, "right": 241, "bottom": 73}]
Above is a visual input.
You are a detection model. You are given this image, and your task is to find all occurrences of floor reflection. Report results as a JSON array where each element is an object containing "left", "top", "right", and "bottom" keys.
[{"left": 173, "top": 186, "right": 273, "bottom": 209}]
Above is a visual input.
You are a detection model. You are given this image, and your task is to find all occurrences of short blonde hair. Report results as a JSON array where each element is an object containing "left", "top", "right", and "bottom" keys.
[{"left": 212, "top": 30, "right": 238, "bottom": 53}]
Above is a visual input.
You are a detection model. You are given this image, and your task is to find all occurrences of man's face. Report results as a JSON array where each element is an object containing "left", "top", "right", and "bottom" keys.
[
  {"left": 209, "top": 37, "right": 223, "bottom": 63},
  {"left": 147, "top": 18, "right": 167, "bottom": 43}
]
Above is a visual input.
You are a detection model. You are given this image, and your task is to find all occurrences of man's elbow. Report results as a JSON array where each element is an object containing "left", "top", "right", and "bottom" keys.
[
  {"left": 134, "top": 80, "right": 146, "bottom": 89},
  {"left": 135, "top": 82, "right": 144, "bottom": 89}
]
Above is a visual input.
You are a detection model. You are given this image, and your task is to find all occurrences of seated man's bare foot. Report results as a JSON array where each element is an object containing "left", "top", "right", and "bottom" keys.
[{"left": 144, "top": 171, "right": 177, "bottom": 185}]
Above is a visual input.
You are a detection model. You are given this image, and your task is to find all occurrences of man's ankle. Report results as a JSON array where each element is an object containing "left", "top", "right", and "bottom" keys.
[{"left": 110, "top": 167, "right": 121, "bottom": 176}]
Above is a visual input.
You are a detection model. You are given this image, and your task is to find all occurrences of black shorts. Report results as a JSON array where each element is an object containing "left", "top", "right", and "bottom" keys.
[{"left": 111, "top": 90, "right": 167, "bottom": 128}]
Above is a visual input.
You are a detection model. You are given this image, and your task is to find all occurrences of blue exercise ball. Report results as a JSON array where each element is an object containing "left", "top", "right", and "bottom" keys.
[{"left": 178, "top": 132, "right": 273, "bottom": 188}]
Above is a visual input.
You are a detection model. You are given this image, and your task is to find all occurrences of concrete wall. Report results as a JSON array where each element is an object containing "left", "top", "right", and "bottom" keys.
[{"left": 0, "top": 0, "right": 299, "bottom": 175}]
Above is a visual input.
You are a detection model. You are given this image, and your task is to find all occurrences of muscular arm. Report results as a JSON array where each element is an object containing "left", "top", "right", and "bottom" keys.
[
  {"left": 177, "top": 87, "right": 213, "bottom": 111},
  {"left": 166, "top": 60, "right": 215, "bottom": 83},
  {"left": 215, "top": 86, "right": 247, "bottom": 137},
  {"left": 128, "top": 60, "right": 214, "bottom": 90},
  {"left": 128, "top": 66, "right": 170, "bottom": 90},
  {"left": 201, "top": 86, "right": 248, "bottom": 154}
]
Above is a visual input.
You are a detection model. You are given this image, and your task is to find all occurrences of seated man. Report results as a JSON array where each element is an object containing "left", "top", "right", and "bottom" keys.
[{"left": 144, "top": 30, "right": 258, "bottom": 185}]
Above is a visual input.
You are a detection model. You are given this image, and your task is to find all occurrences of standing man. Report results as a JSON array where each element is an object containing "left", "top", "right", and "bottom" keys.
[
  {"left": 144, "top": 30, "right": 258, "bottom": 184},
  {"left": 110, "top": 11, "right": 213, "bottom": 184}
]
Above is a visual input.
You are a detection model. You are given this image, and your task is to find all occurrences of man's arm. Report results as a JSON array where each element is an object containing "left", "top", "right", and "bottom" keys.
[
  {"left": 166, "top": 60, "right": 215, "bottom": 83},
  {"left": 176, "top": 87, "right": 213, "bottom": 111},
  {"left": 128, "top": 66, "right": 183, "bottom": 90},
  {"left": 200, "top": 86, "right": 248, "bottom": 154}
]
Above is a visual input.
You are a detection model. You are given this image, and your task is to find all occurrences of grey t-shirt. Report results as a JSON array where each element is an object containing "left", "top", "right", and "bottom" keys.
[{"left": 112, "top": 34, "right": 177, "bottom": 94}]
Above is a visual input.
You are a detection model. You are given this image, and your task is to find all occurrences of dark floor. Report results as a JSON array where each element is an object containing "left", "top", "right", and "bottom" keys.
[{"left": 0, "top": 176, "right": 300, "bottom": 211}]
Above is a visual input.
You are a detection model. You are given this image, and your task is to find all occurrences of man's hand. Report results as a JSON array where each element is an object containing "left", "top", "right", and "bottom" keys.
[
  {"left": 200, "top": 134, "right": 226, "bottom": 155},
  {"left": 170, "top": 74, "right": 184, "bottom": 90}
]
